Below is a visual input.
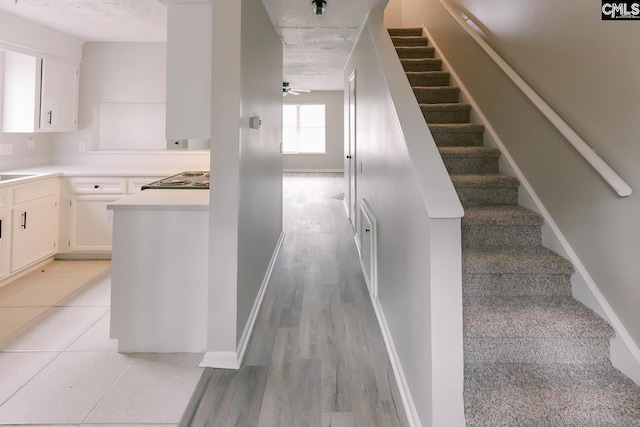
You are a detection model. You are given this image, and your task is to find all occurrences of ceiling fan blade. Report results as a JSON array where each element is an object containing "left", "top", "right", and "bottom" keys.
[
  {"left": 293, "top": 89, "right": 311, "bottom": 93},
  {"left": 289, "top": 90, "right": 300, "bottom": 95}
]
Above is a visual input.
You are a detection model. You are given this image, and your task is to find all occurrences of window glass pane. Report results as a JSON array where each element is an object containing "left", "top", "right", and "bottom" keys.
[
  {"left": 299, "top": 105, "right": 325, "bottom": 127},
  {"left": 283, "top": 105, "right": 297, "bottom": 128},
  {"left": 282, "top": 128, "right": 298, "bottom": 153},
  {"left": 299, "top": 128, "right": 325, "bottom": 153}
]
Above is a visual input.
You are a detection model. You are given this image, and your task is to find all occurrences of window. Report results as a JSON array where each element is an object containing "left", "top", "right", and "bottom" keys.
[{"left": 282, "top": 104, "right": 326, "bottom": 154}]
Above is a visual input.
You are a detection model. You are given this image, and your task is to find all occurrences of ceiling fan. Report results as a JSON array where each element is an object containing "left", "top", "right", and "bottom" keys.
[{"left": 283, "top": 82, "right": 311, "bottom": 97}]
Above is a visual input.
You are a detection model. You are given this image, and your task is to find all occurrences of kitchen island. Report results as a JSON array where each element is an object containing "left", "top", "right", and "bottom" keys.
[{"left": 107, "top": 189, "right": 209, "bottom": 353}]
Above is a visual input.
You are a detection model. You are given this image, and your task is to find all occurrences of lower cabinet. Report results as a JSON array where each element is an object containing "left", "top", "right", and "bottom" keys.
[
  {"left": 0, "top": 210, "right": 10, "bottom": 281},
  {"left": 69, "top": 196, "right": 119, "bottom": 251},
  {"left": 59, "top": 176, "right": 163, "bottom": 256},
  {"left": 11, "top": 196, "right": 58, "bottom": 273}
]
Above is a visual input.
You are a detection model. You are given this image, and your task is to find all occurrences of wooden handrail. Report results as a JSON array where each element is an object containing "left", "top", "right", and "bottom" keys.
[{"left": 438, "top": 0, "right": 632, "bottom": 197}]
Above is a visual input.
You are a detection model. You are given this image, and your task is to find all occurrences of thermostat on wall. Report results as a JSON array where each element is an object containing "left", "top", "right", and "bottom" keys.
[{"left": 250, "top": 116, "right": 263, "bottom": 129}]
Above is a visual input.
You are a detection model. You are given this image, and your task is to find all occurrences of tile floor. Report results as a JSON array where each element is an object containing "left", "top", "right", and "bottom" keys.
[{"left": 0, "top": 260, "right": 203, "bottom": 426}]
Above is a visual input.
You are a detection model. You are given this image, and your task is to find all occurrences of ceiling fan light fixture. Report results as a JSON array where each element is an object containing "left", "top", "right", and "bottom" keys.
[{"left": 311, "top": 0, "right": 326, "bottom": 15}]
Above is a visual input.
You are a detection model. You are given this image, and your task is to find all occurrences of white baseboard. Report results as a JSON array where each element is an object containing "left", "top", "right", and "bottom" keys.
[
  {"left": 420, "top": 25, "right": 640, "bottom": 385},
  {"left": 371, "top": 296, "right": 422, "bottom": 427},
  {"left": 199, "top": 351, "right": 239, "bottom": 369},
  {"left": 199, "top": 231, "right": 285, "bottom": 370},
  {"left": 236, "top": 231, "right": 285, "bottom": 366}
]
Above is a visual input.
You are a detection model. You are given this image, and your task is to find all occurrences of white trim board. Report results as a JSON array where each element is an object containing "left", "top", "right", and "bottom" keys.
[
  {"left": 283, "top": 168, "right": 344, "bottom": 173},
  {"left": 200, "top": 231, "right": 285, "bottom": 369},
  {"left": 419, "top": 26, "right": 640, "bottom": 384}
]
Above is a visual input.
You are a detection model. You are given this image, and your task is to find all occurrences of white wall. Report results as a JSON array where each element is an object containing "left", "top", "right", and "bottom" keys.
[
  {"left": 54, "top": 42, "right": 167, "bottom": 154},
  {"left": 282, "top": 91, "right": 344, "bottom": 172},
  {"left": 207, "top": 0, "right": 283, "bottom": 362},
  {"left": 394, "top": 0, "right": 640, "bottom": 377},
  {"left": 346, "top": 11, "right": 464, "bottom": 426}
]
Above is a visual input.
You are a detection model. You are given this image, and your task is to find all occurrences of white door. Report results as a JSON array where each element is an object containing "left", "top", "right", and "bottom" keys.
[{"left": 346, "top": 70, "right": 357, "bottom": 229}]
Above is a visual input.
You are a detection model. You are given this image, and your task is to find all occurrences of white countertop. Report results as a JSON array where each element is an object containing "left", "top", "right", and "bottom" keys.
[
  {"left": 107, "top": 189, "right": 209, "bottom": 211},
  {"left": 2, "top": 165, "right": 180, "bottom": 177}
]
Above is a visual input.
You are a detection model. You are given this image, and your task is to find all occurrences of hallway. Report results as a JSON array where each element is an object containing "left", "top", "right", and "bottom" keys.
[{"left": 182, "top": 173, "right": 409, "bottom": 426}]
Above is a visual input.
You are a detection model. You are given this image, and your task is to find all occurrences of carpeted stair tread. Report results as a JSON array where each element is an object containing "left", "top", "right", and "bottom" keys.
[
  {"left": 406, "top": 71, "right": 450, "bottom": 86},
  {"left": 451, "top": 173, "right": 520, "bottom": 188},
  {"left": 420, "top": 103, "right": 471, "bottom": 123},
  {"left": 428, "top": 123, "right": 485, "bottom": 147},
  {"left": 391, "top": 36, "right": 429, "bottom": 47},
  {"left": 463, "top": 272, "right": 573, "bottom": 297},
  {"left": 464, "top": 295, "right": 614, "bottom": 339},
  {"left": 400, "top": 58, "right": 442, "bottom": 72},
  {"left": 412, "top": 86, "right": 459, "bottom": 103},
  {"left": 462, "top": 205, "right": 543, "bottom": 226},
  {"left": 439, "top": 146, "right": 501, "bottom": 158},
  {"left": 388, "top": 28, "right": 423, "bottom": 37},
  {"left": 395, "top": 46, "right": 435, "bottom": 59},
  {"left": 463, "top": 247, "right": 574, "bottom": 274},
  {"left": 465, "top": 363, "right": 640, "bottom": 426}
]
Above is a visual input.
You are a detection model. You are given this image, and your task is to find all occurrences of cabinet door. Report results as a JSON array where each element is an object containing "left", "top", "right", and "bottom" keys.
[
  {"left": 39, "top": 58, "right": 79, "bottom": 131},
  {"left": 69, "top": 197, "right": 118, "bottom": 252},
  {"left": 11, "top": 198, "right": 57, "bottom": 273},
  {"left": 0, "top": 211, "right": 10, "bottom": 281}
]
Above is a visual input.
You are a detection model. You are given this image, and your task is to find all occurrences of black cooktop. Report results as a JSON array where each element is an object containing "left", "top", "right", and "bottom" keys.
[{"left": 141, "top": 171, "right": 210, "bottom": 190}]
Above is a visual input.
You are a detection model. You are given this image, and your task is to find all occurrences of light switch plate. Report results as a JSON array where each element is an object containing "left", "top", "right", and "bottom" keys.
[{"left": 0, "top": 143, "right": 13, "bottom": 156}]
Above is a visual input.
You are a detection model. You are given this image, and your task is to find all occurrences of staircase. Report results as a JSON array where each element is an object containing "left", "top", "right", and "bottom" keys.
[{"left": 388, "top": 27, "right": 640, "bottom": 425}]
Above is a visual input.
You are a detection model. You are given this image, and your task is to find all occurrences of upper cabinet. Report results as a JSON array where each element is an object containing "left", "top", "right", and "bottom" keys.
[
  {"left": 165, "top": 2, "right": 212, "bottom": 140},
  {"left": 2, "top": 50, "right": 79, "bottom": 133}
]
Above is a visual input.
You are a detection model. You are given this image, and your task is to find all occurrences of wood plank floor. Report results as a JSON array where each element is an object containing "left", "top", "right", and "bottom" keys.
[{"left": 181, "top": 173, "right": 409, "bottom": 427}]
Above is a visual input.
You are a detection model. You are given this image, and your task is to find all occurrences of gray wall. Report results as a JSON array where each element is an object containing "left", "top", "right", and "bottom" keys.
[
  {"left": 282, "top": 91, "right": 344, "bottom": 172},
  {"left": 395, "top": 0, "right": 640, "bottom": 360},
  {"left": 207, "top": 0, "right": 283, "bottom": 355}
]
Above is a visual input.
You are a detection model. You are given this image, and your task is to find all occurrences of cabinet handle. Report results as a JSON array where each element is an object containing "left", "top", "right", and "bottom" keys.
[
  {"left": 21, "top": 212, "right": 27, "bottom": 229},
  {"left": 0, "top": 218, "right": 2, "bottom": 239},
  {"left": 94, "top": 185, "right": 100, "bottom": 189},
  {"left": 47, "top": 110, "right": 53, "bottom": 125}
]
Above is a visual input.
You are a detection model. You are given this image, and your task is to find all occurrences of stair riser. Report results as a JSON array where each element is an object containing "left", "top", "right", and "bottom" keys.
[
  {"left": 407, "top": 73, "right": 450, "bottom": 87},
  {"left": 464, "top": 338, "right": 611, "bottom": 364},
  {"left": 430, "top": 130, "right": 485, "bottom": 147},
  {"left": 462, "top": 224, "right": 541, "bottom": 249},
  {"left": 421, "top": 108, "right": 470, "bottom": 124},
  {"left": 396, "top": 47, "right": 435, "bottom": 59},
  {"left": 455, "top": 187, "right": 518, "bottom": 207},
  {"left": 442, "top": 156, "right": 499, "bottom": 174},
  {"left": 392, "top": 37, "right": 429, "bottom": 47},
  {"left": 401, "top": 59, "right": 442, "bottom": 72},
  {"left": 413, "top": 88, "right": 459, "bottom": 103},
  {"left": 463, "top": 272, "right": 572, "bottom": 297}
]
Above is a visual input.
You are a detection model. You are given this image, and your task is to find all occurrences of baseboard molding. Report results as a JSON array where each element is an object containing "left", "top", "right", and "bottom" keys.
[
  {"left": 199, "top": 351, "right": 239, "bottom": 369},
  {"left": 55, "top": 252, "right": 111, "bottom": 260},
  {"left": 236, "top": 231, "right": 285, "bottom": 366},
  {"left": 283, "top": 168, "right": 344, "bottom": 173},
  {"left": 371, "top": 296, "right": 422, "bottom": 427},
  {"left": 420, "top": 25, "right": 640, "bottom": 385},
  {"left": 199, "top": 231, "right": 285, "bottom": 370}
]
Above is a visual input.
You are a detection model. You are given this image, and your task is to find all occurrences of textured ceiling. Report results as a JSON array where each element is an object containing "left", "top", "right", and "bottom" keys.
[{"left": 0, "top": 0, "right": 383, "bottom": 90}]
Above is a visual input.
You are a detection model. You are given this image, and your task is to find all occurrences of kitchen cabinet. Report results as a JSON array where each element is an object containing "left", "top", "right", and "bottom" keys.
[
  {"left": 2, "top": 51, "right": 79, "bottom": 133},
  {"left": 0, "top": 191, "right": 11, "bottom": 281},
  {"left": 10, "top": 179, "right": 59, "bottom": 273},
  {"left": 39, "top": 58, "right": 80, "bottom": 131},
  {"left": 59, "top": 176, "right": 164, "bottom": 256}
]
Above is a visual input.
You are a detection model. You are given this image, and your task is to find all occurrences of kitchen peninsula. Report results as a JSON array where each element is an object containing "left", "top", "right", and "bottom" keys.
[{"left": 107, "top": 188, "right": 209, "bottom": 353}]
